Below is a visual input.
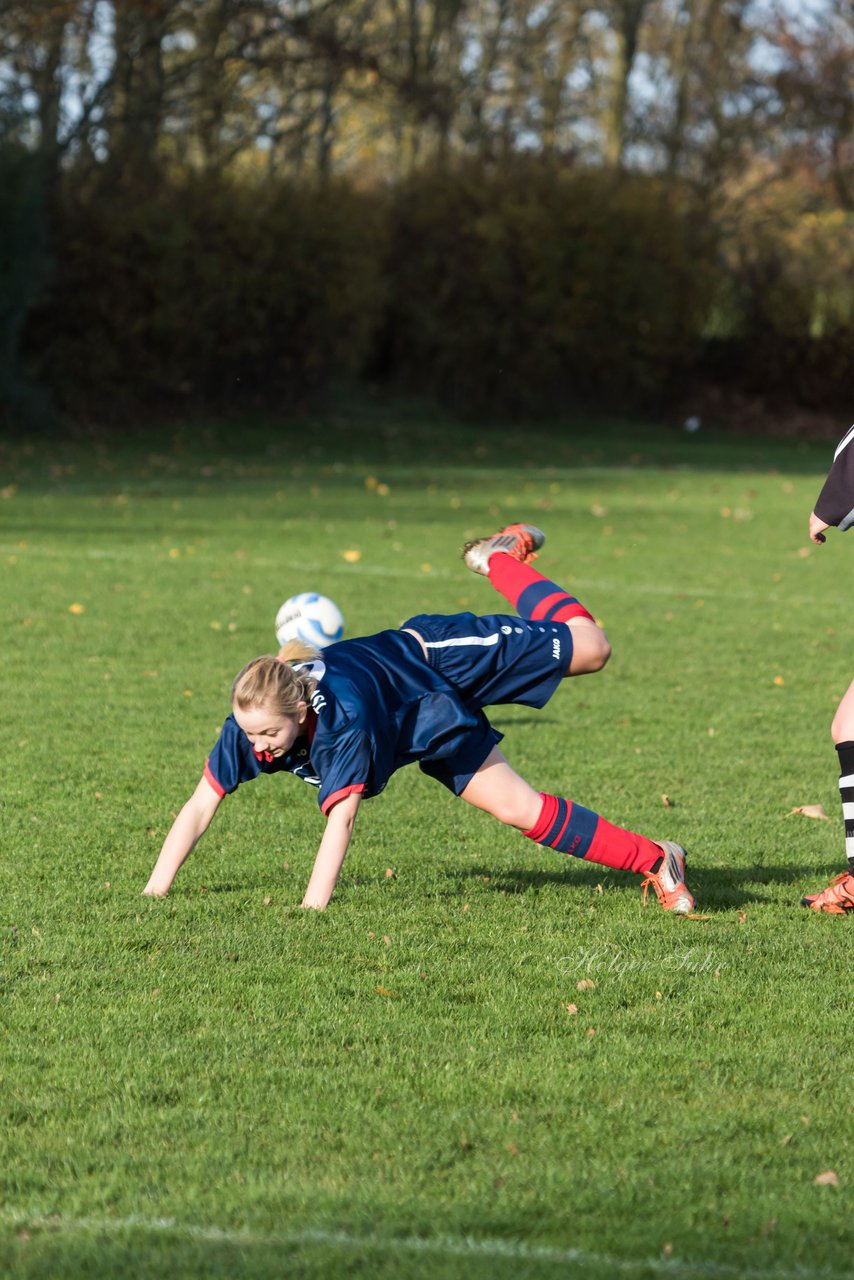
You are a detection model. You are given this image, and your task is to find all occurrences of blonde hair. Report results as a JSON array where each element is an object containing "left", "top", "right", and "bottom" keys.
[{"left": 231, "top": 642, "right": 321, "bottom": 718}]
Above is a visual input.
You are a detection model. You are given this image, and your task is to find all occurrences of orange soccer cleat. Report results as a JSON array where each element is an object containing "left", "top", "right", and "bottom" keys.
[
  {"left": 801, "top": 871, "right": 854, "bottom": 914},
  {"left": 462, "top": 523, "right": 545, "bottom": 576},
  {"left": 640, "top": 841, "right": 695, "bottom": 915}
]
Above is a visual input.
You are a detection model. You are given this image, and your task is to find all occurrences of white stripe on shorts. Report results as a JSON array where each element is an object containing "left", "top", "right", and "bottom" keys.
[
  {"left": 423, "top": 634, "right": 501, "bottom": 651},
  {"left": 839, "top": 773, "right": 854, "bottom": 788},
  {"left": 843, "top": 802, "right": 854, "bottom": 820}
]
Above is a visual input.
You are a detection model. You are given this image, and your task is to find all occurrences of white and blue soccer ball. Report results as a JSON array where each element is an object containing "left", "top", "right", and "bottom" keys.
[{"left": 275, "top": 592, "right": 344, "bottom": 649}]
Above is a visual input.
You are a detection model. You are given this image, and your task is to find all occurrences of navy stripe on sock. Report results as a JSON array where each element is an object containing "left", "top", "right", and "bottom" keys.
[
  {"left": 550, "top": 802, "right": 600, "bottom": 860},
  {"left": 516, "top": 580, "right": 561, "bottom": 618},
  {"left": 543, "top": 797, "right": 570, "bottom": 846},
  {"left": 542, "top": 598, "right": 578, "bottom": 622}
]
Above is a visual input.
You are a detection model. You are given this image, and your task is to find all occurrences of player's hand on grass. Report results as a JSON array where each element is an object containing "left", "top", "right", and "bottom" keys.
[{"left": 809, "top": 511, "right": 829, "bottom": 544}]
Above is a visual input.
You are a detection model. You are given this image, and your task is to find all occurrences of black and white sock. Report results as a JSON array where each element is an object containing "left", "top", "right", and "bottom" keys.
[{"left": 835, "top": 740, "right": 854, "bottom": 873}]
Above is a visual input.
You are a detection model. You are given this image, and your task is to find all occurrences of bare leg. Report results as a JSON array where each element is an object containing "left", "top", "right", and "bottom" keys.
[
  {"left": 459, "top": 747, "right": 543, "bottom": 830},
  {"left": 801, "top": 674, "right": 854, "bottom": 911},
  {"left": 831, "top": 675, "right": 854, "bottom": 743},
  {"left": 564, "top": 617, "right": 611, "bottom": 676},
  {"left": 477, "top": 547, "right": 611, "bottom": 677},
  {"left": 458, "top": 747, "right": 693, "bottom": 912}
]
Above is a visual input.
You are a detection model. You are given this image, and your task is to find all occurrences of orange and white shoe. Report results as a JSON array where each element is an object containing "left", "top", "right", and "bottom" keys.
[
  {"left": 640, "top": 841, "right": 695, "bottom": 914},
  {"left": 462, "top": 523, "right": 545, "bottom": 576},
  {"left": 801, "top": 871, "right": 854, "bottom": 914}
]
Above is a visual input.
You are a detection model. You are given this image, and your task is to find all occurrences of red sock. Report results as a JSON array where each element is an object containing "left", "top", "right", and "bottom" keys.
[
  {"left": 488, "top": 554, "right": 594, "bottom": 623},
  {"left": 583, "top": 814, "right": 662, "bottom": 874},
  {"left": 524, "top": 792, "right": 660, "bottom": 874}
]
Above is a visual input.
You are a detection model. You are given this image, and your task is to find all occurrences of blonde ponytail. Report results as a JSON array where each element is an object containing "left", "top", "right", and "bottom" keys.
[{"left": 277, "top": 638, "right": 323, "bottom": 664}]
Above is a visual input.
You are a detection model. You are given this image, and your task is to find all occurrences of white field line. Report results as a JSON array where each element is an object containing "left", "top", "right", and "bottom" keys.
[
  {"left": 0, "top": 543, "right": 825, "bottom": 605},
  {"left": 2, "top": 1211, "right": 851, "bottom": 1280}
]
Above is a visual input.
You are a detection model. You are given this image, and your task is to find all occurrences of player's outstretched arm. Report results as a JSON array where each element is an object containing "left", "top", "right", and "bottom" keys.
[
  {"left": 301, "top": 792, "right": 361, "bottom": 910},
  {"left": 143, "top": 775, "right": 223, "bottom": 897}
]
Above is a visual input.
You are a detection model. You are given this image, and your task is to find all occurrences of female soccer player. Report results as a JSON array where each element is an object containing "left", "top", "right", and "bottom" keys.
[
  {"left": 143, "top": 524, "right": 695, "bottom": 913},
  {"left": 802, "top": 424, "right": 854, "bottom": 912}
]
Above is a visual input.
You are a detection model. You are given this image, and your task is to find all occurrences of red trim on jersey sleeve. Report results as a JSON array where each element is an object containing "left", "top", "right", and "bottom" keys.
[
  {"left": 204, "top": 760, "right": 226, "bottom": 797},
  {"left": 320, "top": 783, "right": 366, "bottom": 815}
]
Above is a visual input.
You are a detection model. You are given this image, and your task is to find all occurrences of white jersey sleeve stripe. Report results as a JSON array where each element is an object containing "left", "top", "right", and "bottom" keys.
[{"left": 833, "top": 424, "right": 854, "bottom": 459}]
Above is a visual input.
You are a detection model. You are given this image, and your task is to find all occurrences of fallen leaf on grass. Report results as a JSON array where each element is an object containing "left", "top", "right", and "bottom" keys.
[
  {"left": 789, "top": 805, "right": 831, "bottom": 821},
  {"left": 661, "top": 794, "right": 673, "bottom": 808},
  {"left": 577, "top": 979, "right": 596, "bottom": 991},
  {"left": 384, "top": 867, "right": 395, "bottom": 879},
  {"left": 814, "top": 1170, "right": 840, "bottom": 1187},
  {"left": 375, "top": 984, "right": 397, "bottom": 998},
  {"left": 564, "top": 1003, "right": 579, "bottom": 1015},
  {"left": 684, "top": 912, "right": 711, "bottom": 921}
]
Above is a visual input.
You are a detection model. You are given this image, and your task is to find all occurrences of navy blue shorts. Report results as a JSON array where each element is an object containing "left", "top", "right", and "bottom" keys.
[{"left": 400, "top": 612, "right": 572, "bottom": 712}]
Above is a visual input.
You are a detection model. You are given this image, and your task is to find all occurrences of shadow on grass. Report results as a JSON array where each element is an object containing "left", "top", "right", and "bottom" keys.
[{"left": 450, "top": 862, "right": 839, "bottom": 909}]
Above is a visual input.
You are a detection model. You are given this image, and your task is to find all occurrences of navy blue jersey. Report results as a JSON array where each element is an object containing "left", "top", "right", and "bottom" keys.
[{"left": 204, "top": 613, "right": 572, "bottom": 812}]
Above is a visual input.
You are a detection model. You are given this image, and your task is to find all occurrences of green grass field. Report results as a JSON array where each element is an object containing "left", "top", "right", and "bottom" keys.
[{"left": 1, "top": 404, "right": 851, "bottom": 1279}]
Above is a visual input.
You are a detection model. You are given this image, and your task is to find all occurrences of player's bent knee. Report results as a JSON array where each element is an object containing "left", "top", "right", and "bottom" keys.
[
  {"left": 589, "top": 634, "right": 612, "bottom": 671},
  {"left": 569, "top": 630, "right": 611, "bottom": 675}
]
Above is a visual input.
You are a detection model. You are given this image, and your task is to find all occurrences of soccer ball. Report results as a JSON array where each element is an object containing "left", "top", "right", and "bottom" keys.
[{"left": 275, "top": 592, "right": 344, "bottom": 649}]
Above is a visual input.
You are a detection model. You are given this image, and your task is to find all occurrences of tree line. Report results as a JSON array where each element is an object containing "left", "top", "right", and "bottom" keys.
[{"left": 1, "top": 0, "right": 852, "bottom": 422}]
